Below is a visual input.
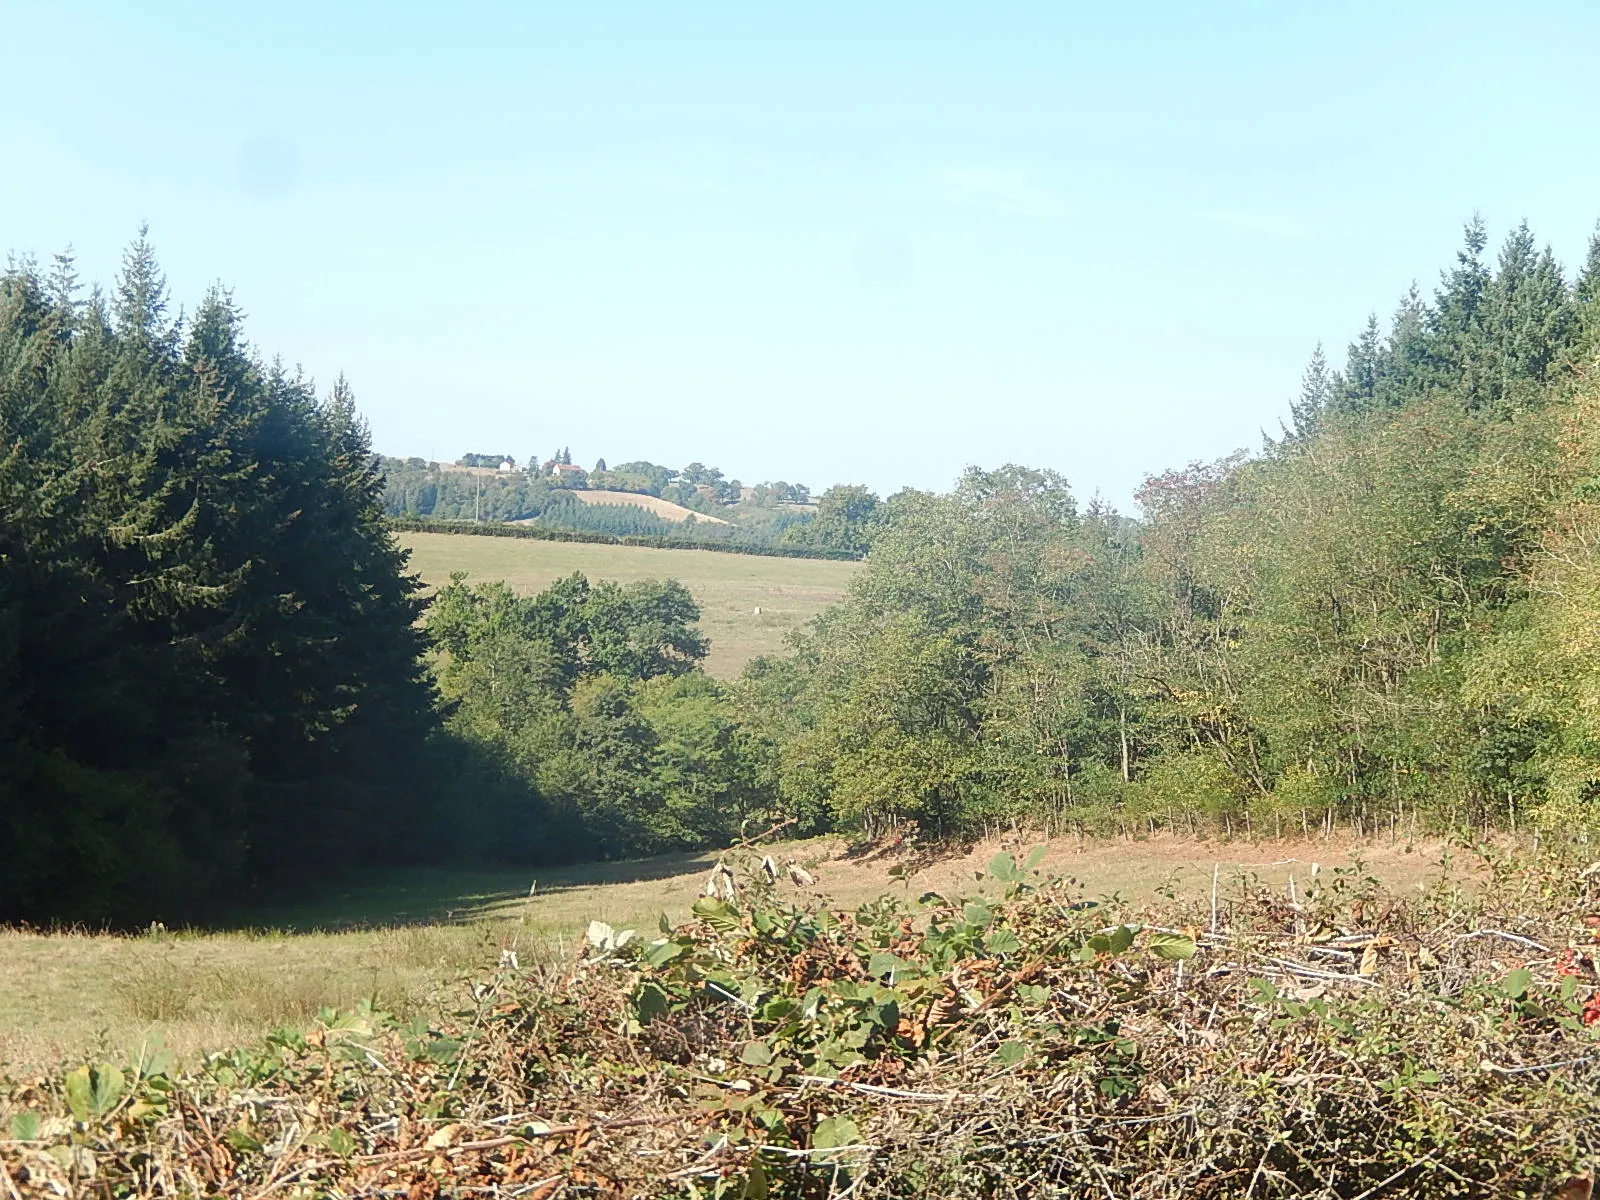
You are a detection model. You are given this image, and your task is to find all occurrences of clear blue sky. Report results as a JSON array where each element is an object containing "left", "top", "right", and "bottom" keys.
[{"left": 5, "top": 1, "right": 1599, "bottom": 506}]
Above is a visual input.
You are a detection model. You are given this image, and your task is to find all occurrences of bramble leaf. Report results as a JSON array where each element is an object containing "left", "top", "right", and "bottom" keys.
[{"left": 1149, "top": 932, "right": 1197, "bottom": 961}]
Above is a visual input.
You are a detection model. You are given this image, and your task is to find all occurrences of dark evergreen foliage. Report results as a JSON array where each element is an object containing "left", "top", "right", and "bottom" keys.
[{"left": 0, "top": 239, "right": 440, "bottom": 921}]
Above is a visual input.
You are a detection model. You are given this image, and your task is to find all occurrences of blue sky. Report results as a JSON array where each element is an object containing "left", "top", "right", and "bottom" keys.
[{"left": 4, "top": 1, "right": 1599, "bottom": 506}]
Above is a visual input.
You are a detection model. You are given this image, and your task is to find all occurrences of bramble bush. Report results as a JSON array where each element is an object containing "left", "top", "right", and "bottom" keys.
[{"left": 6, "top": 840, "right": 1600, "bottom": 1196}]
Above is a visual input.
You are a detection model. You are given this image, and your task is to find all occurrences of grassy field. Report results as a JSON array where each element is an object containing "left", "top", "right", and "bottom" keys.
[
  {"left": 0, "top": 833, "right": 1453, "bottom": 1077},
  {"left": 570, "top": 490, "right": 730, "bottom": 524},
  {"left": 396, "top": 530, "right": 862, "bottom": 676}
]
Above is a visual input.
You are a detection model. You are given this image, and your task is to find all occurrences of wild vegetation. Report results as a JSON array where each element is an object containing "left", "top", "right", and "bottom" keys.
[
  {"left": 741, "top": 218, "right": 1600, "bottom": 843},
  {"left": 5, "top": 840, "right": 1599, "bottom": 1197},
  {"left": 9, "top": 216, "right": 1600, "bottom": 923},
  {"left": 425, "top": 572, "right": 773, "bottom": 862},
  {"left": 9, "top": 216, "right": 1600, "bottom": 1193}
]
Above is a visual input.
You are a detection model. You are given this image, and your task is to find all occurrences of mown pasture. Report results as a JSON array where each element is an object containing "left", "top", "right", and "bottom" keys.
[{"left": 394, "top": 530, "right": 862, "bottom": 676}]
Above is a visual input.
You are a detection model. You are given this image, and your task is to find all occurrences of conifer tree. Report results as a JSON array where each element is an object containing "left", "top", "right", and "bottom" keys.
[
  {"left": 1429, "top": 215, "right": 1492, "bottom": 406},
  {"left": 0, "top": 239, "right": 445, "bottom": 921},
  {"left": 1335, "top": 315, "right": 1383, "bottom": 413},
  {"left": 1481, "top": 222, "right": 1571, "bottom": 407},
  {"left": 1575, "top": 221, "right": 1600, "bottom": 361},
  {"left": 1289, "top": 343, "right": 1332, "bottom": 439},
  {"left": 1374, "top": 285, "right": 1431, "bottom": 409}
]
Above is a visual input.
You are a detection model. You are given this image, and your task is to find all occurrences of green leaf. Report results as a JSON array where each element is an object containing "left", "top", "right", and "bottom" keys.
[
  {"left": 1502, "top": 967, "right": 1533, "bottom": 1000},
  {"left": 324, "top": 1126, "right": 357, "bottom": 1157},
  {"left": 1024, "top": 844, "right": 1048, "bottom": 872},
  {"left": 63, "top": 1066, "right": 93, "bottom": 1123},
  {"left": 984, "top": 928, "right": 1021, "bottom": 956},
  {"left": 761, "top": 996, "right": 798, "bottom": 1021},
  {"left": 801, "top": 987, "right": 825, "bottom": 1021},
  {"left": 225, "top": 1125, "right": 265, "bottom": 1154},
  {"left": 645, "top": 939, "right": 689, "bottom": 968},
  {"left": 423, "top": 1038, "right": 462, "bottom": 1065},
  {"left": 811, "top": 1115, "right": 863, "bottom": 1150},
  {"left": 91, "top": 1065, "right": 124, "bottom": 1117},
  {"left": 1148, "top": 932, "right": 1197, "bottom": 961},
  {"left": 691, "top": 897, "right": 741, "bottom": 932},
  {"left": 992, "top": 1040, "right": 1028, "bottom": 1066},
  {"left": 1247, "top": 977, "right": 1278, "bottom": 1005},
  {"left": 987, "top": 853, "right": 1020, "bottom": 883},
  {"left": 740, "top": 1040, "right": 773, "bottom": 1066},
  {"left": 1089, "top": 925, "right": 1137, "bottom": 956},
  {"left": 963, "top": 901, "right": 994, "bottom": 928},
  {"left": 635, "top": 980, "right": 672, "bottom": 1024},
  {"left": 741, "top": 1158, "right": 770, "bottom": 1199},
  {"left": 9, "top": 1111, "right": 40, "bottom": 1141},
  {"left": 867, "top": 951, "right": 922, "bottom": 982}
]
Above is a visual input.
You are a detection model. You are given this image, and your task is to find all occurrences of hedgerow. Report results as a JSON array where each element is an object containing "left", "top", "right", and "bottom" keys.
[
  {"left": 386, "top": 517, "right": 862, "bottom": 561},
  {"left": 4, "top": 843, "right": 1598, "bottom": 1197}
]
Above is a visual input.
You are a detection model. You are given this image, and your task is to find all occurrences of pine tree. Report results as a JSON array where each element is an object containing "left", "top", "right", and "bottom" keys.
[
  {"left": 1428, "top": 215, "right": 1492, "bottom": 407},
  {"left": 1335, "top": 316, "right": 1383, "bottom": 414},
  {"left": 1374, "top": 284, "right": 1431, "bottom": 409},
  {"left": 0, "top": 238, "right": 446, "bottom": 920},
  {"left": 1478, "top": 224, "right": 1576, "bottom": 409},
  {"left": 1575, "top": 221, "right": 1600, "bottom": 361},
  {"left": 1289, "top": 344, "right": 1332, "bottom": 438}
]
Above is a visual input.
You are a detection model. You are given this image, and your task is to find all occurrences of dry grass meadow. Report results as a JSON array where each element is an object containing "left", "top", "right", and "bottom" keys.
[
  {"left": 394, "top": 530, "right": 862, "bottom": 676},
  {"left": 0, "top": 832, "right": 1458, "bottom": 1078},
  {"left": 570, "top": 490, "right": 731, "bottom": 524}
]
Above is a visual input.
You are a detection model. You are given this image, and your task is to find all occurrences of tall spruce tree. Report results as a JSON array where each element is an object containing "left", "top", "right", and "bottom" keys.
[
  {"left": 1288, "top": 343, "right": 1332, "bottom": 439},
  {"left": 1374, "top": 284, "right": 1431, "bottom": 410},
  {"left": 1481, "top": 222, "right": 1574, "bottom": 409},
  {"left": 1334, "top": 315, "right": 1383, "bottom": 414},
  {"left": 1429, "top": 215, "right": 1493, "bottom": 407},
  {"left": 0, "top": 239, "right": 444, "bottom": 921}
]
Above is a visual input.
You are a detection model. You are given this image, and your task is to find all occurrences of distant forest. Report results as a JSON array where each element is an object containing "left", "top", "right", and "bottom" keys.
[{"left": 7, "top": 216, "right": 1600, "bottom": 923}]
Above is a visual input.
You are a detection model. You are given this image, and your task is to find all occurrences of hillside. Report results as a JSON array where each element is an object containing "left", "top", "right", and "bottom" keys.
[
  {"left": 395, "top": 530, "right": 860, "bottom": 676},
  {"left": 570, "top": 489, "right": 731, "bottom": 524}
]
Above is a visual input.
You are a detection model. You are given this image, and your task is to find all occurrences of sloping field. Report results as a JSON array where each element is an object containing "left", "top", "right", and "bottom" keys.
[
  {"left": 572, "top": 490, "right": 730, "bottom": 525},
  {"left": 396, "top": 531, "right": 860, "bottom": 676}
]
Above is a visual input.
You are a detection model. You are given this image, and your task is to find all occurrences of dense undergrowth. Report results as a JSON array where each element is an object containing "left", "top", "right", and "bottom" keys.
[{"left": 5, "top": 842, "right": 1600, "bottom": 1198}]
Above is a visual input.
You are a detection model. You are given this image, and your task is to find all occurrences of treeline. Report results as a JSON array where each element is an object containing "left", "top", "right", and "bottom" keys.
[
  {"left": 379, "top": 457, "right": 551, "bottom": 522},
  {"left": 739, "top": 217, "right": 1600, "bottom": 838},
  {"left": 0, "top": 240, "right": 804, "bottom": 923},
  {"left": 13, "top": 216, "right": 1600, "bottom": 923},
  {"left": 385, "top": 518, "right": 862, "bottom": 561},
  {"left": 379, "top": 452, "right": 879, "bottom": 553},
  {"left": 0, "top": 238, "right": 444, "bottom": 920},
  {"left": 379, "top": 455, "right": 809, "bottom": 522}
]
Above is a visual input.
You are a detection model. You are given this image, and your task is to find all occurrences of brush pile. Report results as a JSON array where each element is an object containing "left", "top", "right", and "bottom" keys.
[{"left": 4, "top": 843, "right": 1600, "bottom": 1198}]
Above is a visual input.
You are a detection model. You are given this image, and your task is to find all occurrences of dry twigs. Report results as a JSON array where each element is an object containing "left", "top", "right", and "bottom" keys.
[{"left": 5, "top": 844, "right": 1600, "bottom": 1197}]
